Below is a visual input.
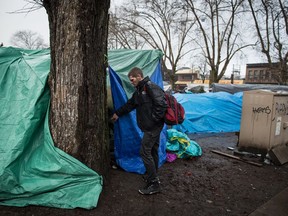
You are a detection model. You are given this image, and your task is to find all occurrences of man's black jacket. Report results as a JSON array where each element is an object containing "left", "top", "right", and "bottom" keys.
[{"left": 115, "top": 76, "right": 167, "bottom": 132}]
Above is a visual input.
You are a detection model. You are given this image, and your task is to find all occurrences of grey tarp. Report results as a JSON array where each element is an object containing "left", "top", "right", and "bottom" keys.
[{"left": 212, "top": 83, "right": 288, "bottom": 94}]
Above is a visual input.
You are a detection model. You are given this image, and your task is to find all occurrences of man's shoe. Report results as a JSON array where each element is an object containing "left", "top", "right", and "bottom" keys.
[
  {"left": 142, "top": 175, "right": 161, "bottom": 184},
  {"left": 138, "top": 181, "right": 160, "bottom": 195},
  {"left": 142, "top": 175, "right": 148, "bottom": 183}
]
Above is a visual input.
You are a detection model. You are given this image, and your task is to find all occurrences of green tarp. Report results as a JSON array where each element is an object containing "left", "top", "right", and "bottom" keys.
[
  {"left": 108, "top": 49, "right": 163, "bottom": 99},
  {"left": 0, "top": 47, "right": 102, "bottom": 209}
]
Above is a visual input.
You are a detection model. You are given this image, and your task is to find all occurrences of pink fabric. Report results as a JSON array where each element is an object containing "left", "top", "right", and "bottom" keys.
[{"left": 166, "top": 152, "right": 177, "bottom": 162}]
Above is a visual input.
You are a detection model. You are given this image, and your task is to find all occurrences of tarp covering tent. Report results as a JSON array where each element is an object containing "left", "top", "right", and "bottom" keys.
[
  {"left": 173, "top": 92, "right": 243, "bottom": 133},
  {"left": 0, "top": 47, "right": 167, "bottom": 208},
  {"left": 0, "top": 46, "right": 244, "bottom": 209},
  {"left": 212, "top": 83, "right": 288, "bottom": 94},
  {"left": 0, "top": 47, "right": 102, "bottom": 209},
  {"left": 108, "top": 49, "right": 167, "bottom": 174}
]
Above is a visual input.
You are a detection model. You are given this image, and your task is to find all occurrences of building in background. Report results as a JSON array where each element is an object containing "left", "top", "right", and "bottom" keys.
[
  {"left": 245, "top": 63, "right": 280, "bottom": 84},
  {"left": 175, "top": 67, "right": 200, "bottom": 90}
]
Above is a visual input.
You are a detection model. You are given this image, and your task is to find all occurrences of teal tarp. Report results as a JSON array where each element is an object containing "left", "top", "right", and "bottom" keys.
[
  {"left": 0, "top": 47, "right": 102, "bottom": 209},
  {"left": 166, "top": 129, "right": 202, "bottom": 158}
]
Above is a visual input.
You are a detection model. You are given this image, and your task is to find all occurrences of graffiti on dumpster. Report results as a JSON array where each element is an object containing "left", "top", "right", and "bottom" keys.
[
  {"left": 252, "top": 101, "right": 288, "bottom": 116},
  {"left": 275, "top": 102, "right": 288, "bottom": 116},
  {"left": 252, "top": 106, "right": 271, "bottom": 114}
]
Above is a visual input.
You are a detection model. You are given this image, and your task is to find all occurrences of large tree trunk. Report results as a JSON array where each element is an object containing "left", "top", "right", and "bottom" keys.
[{"left": 43, "top": 0, "right": 110, "bottom": 177}]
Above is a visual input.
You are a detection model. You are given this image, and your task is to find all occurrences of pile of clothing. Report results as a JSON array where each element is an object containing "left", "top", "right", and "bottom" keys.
[{"left": 166, "top": 129, "right": 202, "bottom": 162}]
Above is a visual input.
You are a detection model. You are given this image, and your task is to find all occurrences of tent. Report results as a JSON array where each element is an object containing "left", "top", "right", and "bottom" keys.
[
  {"left": 172, "top": 92, "right": 243, "bottom": 133},
  {"left": 0, "top": 47, "right": 166, "bottom": 209},
  {"left": 108, "top": 49, "right": 167, "bottom": 174},
  {"left": 0, "top": 47, "right": 103, "bottom": 209}
]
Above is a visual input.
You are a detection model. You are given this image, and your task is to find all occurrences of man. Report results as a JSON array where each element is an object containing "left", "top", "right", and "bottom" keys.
[{"left": 111, "top": 67, "right": 167, "bottom": 195}]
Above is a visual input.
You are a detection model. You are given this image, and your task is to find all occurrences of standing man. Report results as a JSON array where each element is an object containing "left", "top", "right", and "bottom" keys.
[{"left": 111, "top": 67, "right": 167, "bottom": 195}]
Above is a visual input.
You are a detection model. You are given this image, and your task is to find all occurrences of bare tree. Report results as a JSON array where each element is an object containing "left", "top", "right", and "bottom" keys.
[
  {"left": 39, "top": 0, "right": 111, "bottom": 177},
  {"left": 196, "top": 55, "right": 209, "bottom": 83},
  {"left": 184, "top": 0, "right": 255, "bottom": 85},
  {"left": 108, "top": 11, "right": 146, "bottom": 49},
  {"left": 110, "top": 0, "right": 196, "bottom": 87},
  {"left": 10, "top": 30, "right": 48, "bottom": 49},
  {"left": 248, "top": 0, "right": 288, "bottom": 84}
]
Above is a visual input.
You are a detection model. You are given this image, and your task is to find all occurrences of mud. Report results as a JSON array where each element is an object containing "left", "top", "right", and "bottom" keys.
[{"left": 1, "top": 133, "right": 288, "bottom": 216}]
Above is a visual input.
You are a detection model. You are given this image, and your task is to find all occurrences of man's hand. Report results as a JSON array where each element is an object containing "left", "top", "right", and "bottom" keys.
[{"left": 111, "top": 113, "right": 119, "bottom": 122}]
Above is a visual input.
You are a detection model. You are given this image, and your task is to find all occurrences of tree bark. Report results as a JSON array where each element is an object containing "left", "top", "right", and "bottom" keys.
[{"left": 43, "top": 0, "right": 110, "bottom": 177}]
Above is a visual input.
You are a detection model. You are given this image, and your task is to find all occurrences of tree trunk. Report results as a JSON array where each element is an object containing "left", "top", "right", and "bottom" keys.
[
  {"left": 209, "top": 68, "right": 218, "bottom": 85},
  {"left": 43, "top": 0, "right": 110, "bottom": 178}
]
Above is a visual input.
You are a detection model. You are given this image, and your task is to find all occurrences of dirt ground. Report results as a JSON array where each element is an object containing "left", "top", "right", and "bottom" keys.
[{"left": 1, "top": 132, "right": 288, "bottom": 216}]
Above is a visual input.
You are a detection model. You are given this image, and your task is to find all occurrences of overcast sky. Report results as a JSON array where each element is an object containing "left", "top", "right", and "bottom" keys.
[
  {"left": 0, "top": 0, "right": 261, "bottom": 77},
  {"left": 0, "top": 0, "right": 49, "bottom": 46},
  {"left": 0, "top": 0, "right": 120, "bottom": 46}
]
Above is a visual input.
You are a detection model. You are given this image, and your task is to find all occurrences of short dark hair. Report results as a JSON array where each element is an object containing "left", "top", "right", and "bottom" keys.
[{"left": 128, "top": 67, "right": 144, "bottom": 78}]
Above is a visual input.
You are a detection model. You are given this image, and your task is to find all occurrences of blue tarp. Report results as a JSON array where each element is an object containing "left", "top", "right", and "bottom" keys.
[
  {"left": 108, "top": 50, "right": 167, "bottom": 174},
  {"left": 173, "top": 92, "right": 243, "bottom": 133},
  {"left": 109, "top": 65, "right": 243, "bottom": 173},
  {"left": 107, "top": 49, "right": 243, "bottom": 173}
]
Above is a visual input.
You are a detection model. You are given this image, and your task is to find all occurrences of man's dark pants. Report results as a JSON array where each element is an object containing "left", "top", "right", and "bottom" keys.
[{"left": 140, "top": 124, "right": 164, "bottom": 183}]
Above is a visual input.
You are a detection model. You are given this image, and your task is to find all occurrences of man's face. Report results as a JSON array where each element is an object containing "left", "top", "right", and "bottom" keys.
[{"left": 129, "top": 75, "right": 142, "bottom": 87}]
